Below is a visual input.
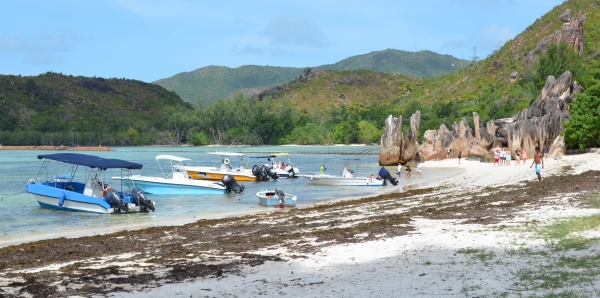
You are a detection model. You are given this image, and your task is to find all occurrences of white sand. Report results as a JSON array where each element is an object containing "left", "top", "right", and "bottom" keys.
[{"left": 112, "top": 152, "right": 600, "bottom": 297}]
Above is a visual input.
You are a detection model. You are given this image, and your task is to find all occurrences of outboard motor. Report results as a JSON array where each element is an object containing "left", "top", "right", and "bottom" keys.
[
  {"left": 284, "top": 165, "right": 296, "bottom": 177},
  {"left": 221, "top": 174, "right": 245, "bottom": 193},
  {"left": 262, "top": 165, "right": 279, "bottom": 180},
  {"left": 378, "top": 167, "right": 398, "bottom": 186},
  {"left": 275, "top": 188, "right": 286, "bottom": 205},
  {"left": 105, "top": 189, "right": 129, "bottom": 214},
  {"left": 252, "top": 165, "right": 269, "bottom": 181},
  {"left": 132, "top": 187, "right": 155, "bottom": 212}
]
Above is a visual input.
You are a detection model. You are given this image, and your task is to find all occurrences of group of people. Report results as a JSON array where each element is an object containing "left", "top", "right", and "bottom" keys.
[
  {"left": 396, "top": 161, "right": 422, "bottom": 179},
  {"left": 493, "top": 147, "right": 527, "bottom": 166}
]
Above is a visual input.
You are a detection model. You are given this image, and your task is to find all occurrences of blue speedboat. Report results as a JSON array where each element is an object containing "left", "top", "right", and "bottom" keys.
[
  {"left": 25, "top": 153, "right": 155, "bottom": 214},
  {"left": 111, "top": 155, "right": 242, "bottom": 195}
]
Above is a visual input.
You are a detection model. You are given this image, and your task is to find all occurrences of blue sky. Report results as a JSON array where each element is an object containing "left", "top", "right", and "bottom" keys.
[{"left": 1, "top": 0, "right": 565, "bottom": 82}]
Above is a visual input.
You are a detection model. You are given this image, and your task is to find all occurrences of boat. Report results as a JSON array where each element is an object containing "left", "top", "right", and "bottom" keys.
[
  {"left": 247, "top": 152, "right": 300, "bottom": 178},
  {"left": 256, "top": 188, "right": 297, "bottom": 207},
  {"left": 111, "top": 155, "right": 243, "bottom": 195},
  {"left": 304, "top": 166, "right": 385, "bottom": 186},
  {"left": 182, "top": 151, "right": 277, "bottom": 182},
  {"left": 25, "top": 153, "right": 155, "bottom": 214},
  {"left": 304, "top": 157, "right": 397, "bottom": 186}
]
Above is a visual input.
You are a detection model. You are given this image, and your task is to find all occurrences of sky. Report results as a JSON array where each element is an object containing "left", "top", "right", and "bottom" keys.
[{"left": 1, "top": 0, "right": 566, "bottom": 83}]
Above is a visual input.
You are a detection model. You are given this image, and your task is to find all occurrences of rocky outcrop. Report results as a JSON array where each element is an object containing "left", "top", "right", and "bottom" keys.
[
  {"left": 379, "top": 70, "right": 581, "bottom": 164},
  {"left": 522, "top": 9, "right": 585, "bottom": 66},
  {"left": 378, "top": 111, "right": 420, "bottom": 165}
]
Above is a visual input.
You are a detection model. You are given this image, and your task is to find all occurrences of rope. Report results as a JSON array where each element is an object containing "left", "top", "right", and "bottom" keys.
[{"left": 0, "top": 190, "right": 26, "bottom": 201}]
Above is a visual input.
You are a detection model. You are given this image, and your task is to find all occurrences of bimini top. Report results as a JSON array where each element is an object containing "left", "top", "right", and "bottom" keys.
[
  {"left": 156, "top": 155, "right": 191, "bottom": 162},
  {"left": 37, "top": 153, "right": 143, "bottom": 170}
]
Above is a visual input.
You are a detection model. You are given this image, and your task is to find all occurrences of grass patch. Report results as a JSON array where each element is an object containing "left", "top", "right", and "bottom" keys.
[
  {"left": 582, "top": 192, "right": 600, "bottom": 209},
  {"left": 457, "top": 247, "right": 496, "bottom": 263}
]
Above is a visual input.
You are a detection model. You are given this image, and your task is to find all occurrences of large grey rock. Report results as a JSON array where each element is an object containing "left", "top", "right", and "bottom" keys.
[{"left": 378, "top": 111, "right": 420, "bottom": 165}]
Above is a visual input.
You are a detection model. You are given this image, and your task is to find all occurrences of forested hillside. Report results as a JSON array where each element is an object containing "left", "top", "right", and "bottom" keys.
[
  {"left": 0, "top": 72, "right": 193, "bottom": 146},
  {"left": 154, "top": 49, "right": 469, "bottom": 105}
]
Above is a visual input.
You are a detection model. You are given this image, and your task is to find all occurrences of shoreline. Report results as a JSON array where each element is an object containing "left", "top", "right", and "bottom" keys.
[
  {"left": 2, "top": 153, "right": 599, "bottom": 297},
  {"left": 0, "top": 165, "right": 461, "bottom": 248}
]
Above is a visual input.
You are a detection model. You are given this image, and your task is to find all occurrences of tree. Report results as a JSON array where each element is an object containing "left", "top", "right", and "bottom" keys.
[
  {"left": 564, "top": 92, "right": 600, "bottom": 149},
  {"left": 564, "top": 60, "right": 600, "bottom": 149},
  {"left": 534, "top": 42, "right": 586, "bottom": 89}
]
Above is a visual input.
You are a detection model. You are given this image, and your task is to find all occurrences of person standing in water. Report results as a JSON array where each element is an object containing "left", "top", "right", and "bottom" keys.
[
  {"left": 530, "top": 147, "right": 545, "bottom": 182},
  {"left": 415, "top": 161, "right": 422, "bottom": 178},
  {"left": 457, "top": 150, "right": 462, "bottom": 164}
]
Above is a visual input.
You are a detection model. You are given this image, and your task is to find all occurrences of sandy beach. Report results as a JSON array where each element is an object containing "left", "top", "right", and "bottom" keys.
[{"left": 1, "top": 151, "right": 600, "bottom": 297}]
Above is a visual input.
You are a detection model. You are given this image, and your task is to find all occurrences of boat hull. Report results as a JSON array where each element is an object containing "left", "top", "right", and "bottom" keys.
[
  {"left": 304, "top": 175, "right": 386, "bottom": 186},
  {"left": 185, "top": 168, "right": 258, "bottom": 181},
  {"left": 256, "top": 190, "right": 297, "bottom": 207},
  {"left": 26, "top": 183, "right": 121, "bottom": 214},
  {"left": 114, "top": 176, "right": 226, "bottom": 195}
]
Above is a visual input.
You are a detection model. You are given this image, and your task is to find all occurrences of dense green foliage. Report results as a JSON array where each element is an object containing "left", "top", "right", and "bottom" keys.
[
  {"left": 533, "top": 42, "right": 587, "bottom": 89},
  {"left": 0, "top": 72, "right": 193, "bottom": 146},
  {"left": 154, "top": 49, "right": 469, "bottom": 105},
  {"left": 564, "top": 60, "right": 600, "bottom": 149}
]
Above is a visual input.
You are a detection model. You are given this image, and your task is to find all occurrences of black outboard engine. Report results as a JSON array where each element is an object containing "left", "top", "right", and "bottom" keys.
[
  {"left": 252, "top": 165, "right": 269, "bottom": 181},
  {"left": 284, "top": 165, "right": 296, "bottom": 177},
  {"left": 105, "top": 189, "right": 129, "bottom": 214},
  {"left": 132, "top": 187, "right": 155, "bottom": 212},
  {"left": 262, "top": 165, "right": 279, "bottom": 180},
  {"left": 275, "top": 188, "right": 286, "bottom": 205},
  {"left": 221, "top": 174, "right": 245, "bottom": 193},
  {"left": 378, "top": 167, "right": 398, "bottom": 186}
]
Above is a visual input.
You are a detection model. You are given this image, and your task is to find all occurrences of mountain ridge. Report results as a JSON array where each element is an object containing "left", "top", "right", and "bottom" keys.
[{"left": 154, "top": 49, "right": 469, "bottom": 105}]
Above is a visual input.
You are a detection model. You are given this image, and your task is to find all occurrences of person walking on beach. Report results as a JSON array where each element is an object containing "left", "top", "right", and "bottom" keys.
[
  {"left": 396, "top": 163, "right": 403, "bottom": 177},
  {"left": 530, "top": 147, "right": 544, "bottom": 182},
  {"left": 320, "top": 164, "right": 326, "bottom": 174},
  {"left": 457, "top": 150, "right": 462, "bottom": 164},
  {"left": 405, "top": 163, "right": 411, "bottom": 179},
  {"left": 521, "top": 148, "right": 528, "bottom": 163},
  {"left": 515, "top": 149, "right": 521, "bottom": 166},
  {"left": 446, "top": 147, "right": 452, "bottom": 159},
  {"left": 543, "top": 145, "right": 549, "bottom": 160},
  {"left": 415, "top": 161, "right": 422, "bottom": 178}
]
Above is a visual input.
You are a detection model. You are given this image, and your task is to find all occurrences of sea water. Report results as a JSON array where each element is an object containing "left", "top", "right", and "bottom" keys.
[{"left": 0, "top": 145, "right": 459, "bottom": 246}]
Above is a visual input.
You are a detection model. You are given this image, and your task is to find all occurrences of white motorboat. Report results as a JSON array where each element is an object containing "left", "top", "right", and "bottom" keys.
[
  {"left": 304, "top": 164, "right": 386, "bottom": 186},
  {"left": 247, "top": 152, "right": 300, "bottom": 178},
  {"left": 112, "top": 155, "right": 243, "bottom": 194}
]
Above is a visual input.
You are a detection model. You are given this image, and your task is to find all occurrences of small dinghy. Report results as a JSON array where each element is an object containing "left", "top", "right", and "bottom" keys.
[{"left": 256, "top": 188, "right": 297, "bottom": 208}]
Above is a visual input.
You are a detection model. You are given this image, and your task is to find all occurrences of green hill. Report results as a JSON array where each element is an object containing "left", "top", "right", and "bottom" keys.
[
  {"left": 0, "top": 72, "right": 193, "bottom": 146},
  {"left": 257, "top": 0, "right": 600, "bottom": 131},
  {"left": 314, "top": 49, "right": 467, "bottom": 77},
  {"left": 153, "top": 49, "right": 469, "bottom": 105}
]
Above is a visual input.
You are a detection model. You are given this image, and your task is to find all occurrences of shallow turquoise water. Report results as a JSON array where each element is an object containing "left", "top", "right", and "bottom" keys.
[{"left": 0, "top": 146, "right": 458, "bottom": 246}]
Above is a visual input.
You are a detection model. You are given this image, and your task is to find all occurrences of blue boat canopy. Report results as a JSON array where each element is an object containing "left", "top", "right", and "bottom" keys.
[{"left": 37, "top": 153, "right": 143, "bottom": 170}]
